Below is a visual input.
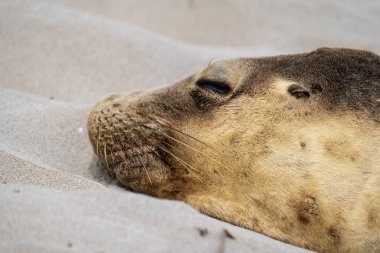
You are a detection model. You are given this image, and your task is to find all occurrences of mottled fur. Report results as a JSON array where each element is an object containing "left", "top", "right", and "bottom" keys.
[{"left": 88, "top": 48, "right": 380, "bottom": 252}]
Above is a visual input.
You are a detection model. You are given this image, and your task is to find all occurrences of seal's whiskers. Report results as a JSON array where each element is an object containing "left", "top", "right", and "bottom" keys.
[
  {"left": 131, "top": 110, "right": 217, "bottom": 153},
  {"left": 143, "top": 113, "right": 217, "bottom": 153},
  {"left": 138, "top": 121, "right": 233, "bottom": 173},
  {"left": 96, "top": 125, "right": 100, "bottom": 156},
  {"left": 103, "top": 143, "right": 109, "bottom": 168},
  {"left": 157, "top": 144, "right": 202, "bottom": 182},
  {"left": 136, "top": 152, "right": 152, "bottom": 185}
]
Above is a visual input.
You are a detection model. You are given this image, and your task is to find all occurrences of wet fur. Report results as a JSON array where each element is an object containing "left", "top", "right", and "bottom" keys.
[{"left": 88, "top": 48, "right": 380, "bottom": 252}]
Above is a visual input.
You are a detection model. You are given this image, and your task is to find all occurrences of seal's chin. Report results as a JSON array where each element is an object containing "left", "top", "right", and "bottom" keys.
[{"left": 108, "top": 145, "right": 171, "bottom": 189}]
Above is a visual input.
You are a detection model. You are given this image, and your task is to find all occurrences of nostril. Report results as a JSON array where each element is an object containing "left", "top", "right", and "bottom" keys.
[
  {"left": 102, "top": 94, "right": 120, "bottom": 103},
  {"left": 87, "top": 93, "right": 119, "bottom": 131},
  {"left": 126, "top": 90, "right": 144, "bottom": 99}
]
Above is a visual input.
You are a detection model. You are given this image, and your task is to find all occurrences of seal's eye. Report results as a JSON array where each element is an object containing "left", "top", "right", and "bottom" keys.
[
  {"left": 287, "top": 84, "right": 311, "bottom": 99},
  {"left": 196, "top": 79, "right": 231, "bottom": 95}
]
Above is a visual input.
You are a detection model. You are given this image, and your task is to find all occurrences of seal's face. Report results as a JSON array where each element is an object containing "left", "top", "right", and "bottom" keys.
[
  {"left": 88, "top": 48, "right": 380, "bottom": 252},
  {"left": 87, "top": 60, "right": 254, "bottom": 198}
]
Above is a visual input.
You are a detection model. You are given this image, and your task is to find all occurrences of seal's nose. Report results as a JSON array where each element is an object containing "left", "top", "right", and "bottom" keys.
[
  {"left": 87, "top": 93, "right": 120, "bottom": 152},
  {"left": 88, "top": 91, "right": 138, "bottom": 123},
  {"left": 126, "top": 90, "right": 144, "bottom": 98},
  {"left": 87, "top": 91, "right": 145, "bottom": 155}
]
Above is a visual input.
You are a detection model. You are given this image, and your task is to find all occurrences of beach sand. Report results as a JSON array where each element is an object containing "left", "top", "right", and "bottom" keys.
[{"left": 1, "top": 0, "right": 379, "bottom": 252}]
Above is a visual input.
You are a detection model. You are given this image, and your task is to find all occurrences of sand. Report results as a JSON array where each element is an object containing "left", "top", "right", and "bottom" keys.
[{"left": 0, "top": 0, "right": 378, "bottom": 252}]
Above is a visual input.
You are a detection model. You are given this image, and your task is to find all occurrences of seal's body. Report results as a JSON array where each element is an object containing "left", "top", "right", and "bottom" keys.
[{"left": 88, "top": 48, "right": 380, "bottom": 252}]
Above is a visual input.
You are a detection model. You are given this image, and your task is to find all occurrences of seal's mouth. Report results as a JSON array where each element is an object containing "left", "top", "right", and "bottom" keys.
[
  {"left": 109, "top": 145, "right": 158, "bottom": 169},
  {"left": 110, "top": 145, "right": 169, "bottom": 183}
]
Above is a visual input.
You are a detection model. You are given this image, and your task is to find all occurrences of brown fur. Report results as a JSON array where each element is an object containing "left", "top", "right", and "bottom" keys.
[{"left": 87, "top": 48, "right": 380, "bottom": 252}]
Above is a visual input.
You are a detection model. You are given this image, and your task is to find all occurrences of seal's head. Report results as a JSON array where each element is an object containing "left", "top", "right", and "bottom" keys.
[{"left": 88, "top": 48, "right": 380, "bottom": 252}]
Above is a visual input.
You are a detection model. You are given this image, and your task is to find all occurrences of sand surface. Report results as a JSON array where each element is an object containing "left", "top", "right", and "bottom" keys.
[{"left": 1, "top": 0, "right": 379, "bottom": 252}]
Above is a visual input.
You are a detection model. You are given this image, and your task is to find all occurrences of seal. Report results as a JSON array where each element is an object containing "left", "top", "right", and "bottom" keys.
[{"left": 87, "top": 48, "right": 380, "bottom": 252}]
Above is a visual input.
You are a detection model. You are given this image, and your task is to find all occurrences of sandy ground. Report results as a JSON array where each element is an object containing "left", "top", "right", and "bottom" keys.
[{"left": 0, "top": 0, "right": 379, "bottom": 252}]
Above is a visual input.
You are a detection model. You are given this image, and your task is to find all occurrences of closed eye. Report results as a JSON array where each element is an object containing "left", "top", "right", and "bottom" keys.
[{"left": 195, "top": 79, "right": 231, "bottom": 95}]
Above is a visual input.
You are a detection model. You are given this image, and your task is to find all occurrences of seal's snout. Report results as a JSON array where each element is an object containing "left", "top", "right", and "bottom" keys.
[
  {"left": 87, "top": 93, "right": 119, "bottom": 160},
  {"left": 87, "top": 92, "right": 141, "bottom": 150},
  {"left": 87, "top": 91, "right": 171, "bottom": 189}
]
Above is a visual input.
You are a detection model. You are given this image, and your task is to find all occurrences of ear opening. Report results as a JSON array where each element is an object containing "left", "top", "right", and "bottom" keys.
[{"left": 287, "top": 84, "right": 310, "bottom": 99}]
